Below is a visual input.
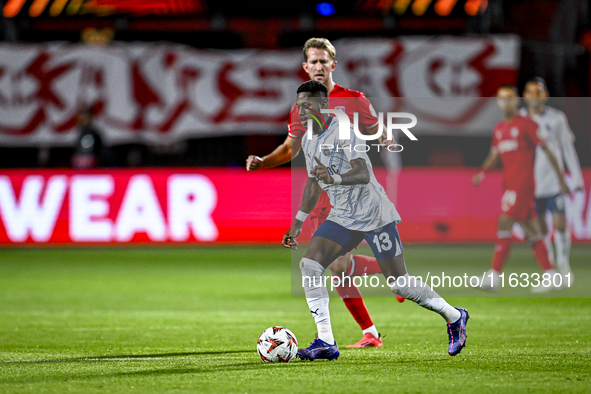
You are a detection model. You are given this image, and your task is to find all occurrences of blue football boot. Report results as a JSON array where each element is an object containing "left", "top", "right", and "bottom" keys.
[
  {"left": 297, "top": 335, "right": 340, "bottom": 361},
  {"left": 447, "top": 308, "right": 469, "bottom": 356}
]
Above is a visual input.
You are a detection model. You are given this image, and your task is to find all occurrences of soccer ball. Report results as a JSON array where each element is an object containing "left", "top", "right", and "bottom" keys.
[{"left": 257, "top": 326, "right": 298, "bottom": 363}]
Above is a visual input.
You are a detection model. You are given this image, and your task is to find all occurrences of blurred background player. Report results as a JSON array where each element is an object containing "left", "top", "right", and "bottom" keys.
[
  {"left": 473, "top": 85, "right": 569, "bottom": 292},
  {"left": 520, "top": 77, "right": 584, "bottom": 282},
  {"left": 246, "top": 37, "right": 403, "bottom": 349}
]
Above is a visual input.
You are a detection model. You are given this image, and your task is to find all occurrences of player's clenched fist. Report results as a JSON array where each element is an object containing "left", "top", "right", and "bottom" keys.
[
  {"left": 282, "top": 226, "right": 302, "bottom": 249},
  {"left": 311, "top": 156, "right": 333, "bottom": 184},
  {"left": 246, "top": 155, "right": 264, "bottom": 171}
]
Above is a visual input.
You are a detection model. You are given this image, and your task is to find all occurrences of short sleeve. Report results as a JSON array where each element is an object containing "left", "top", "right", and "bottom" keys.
[
  {"left": 558, "top": 111, "right": 584, "bottom": 188},
  {"left": 559, "top": 112, "right": 576, "bottom": 143},
  {"left": 288, "top": 104, "right": 306, "bottom": 139},
  {"left": 355, "top": 95, "right": 380, "bottom": 132}
]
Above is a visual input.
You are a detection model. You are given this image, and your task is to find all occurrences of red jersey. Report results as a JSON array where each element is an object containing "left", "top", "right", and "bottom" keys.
[
  {"left": 288, "top": 84, "right": 379, "bottom": 213},
  {"left": 491, "top": 115, "right": 544, "bottom": 195}
]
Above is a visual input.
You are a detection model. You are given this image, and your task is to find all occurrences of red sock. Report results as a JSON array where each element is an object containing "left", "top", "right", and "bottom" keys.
[
  {"left": 492, "top": 237, "right": 512, "bottom": 272},
  {"left": 532, "top": 239, "right": 554, "bottom": 271},
  {"left": 348, "top": 255, "right": 382, "bottom": 276},
  {"left": 335, "top": 284, "right": 374, "bottom": 330}
]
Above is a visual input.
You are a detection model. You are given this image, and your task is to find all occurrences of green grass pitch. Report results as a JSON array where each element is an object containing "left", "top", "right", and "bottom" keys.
[{"left": 1, "top": 245, "right": 590, "bottom": 393}]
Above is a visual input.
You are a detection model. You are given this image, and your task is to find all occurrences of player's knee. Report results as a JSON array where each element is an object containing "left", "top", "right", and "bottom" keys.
[
  {"left": 300, "top": 258, "right": 328, "bottom": 298},
  {"left": 388, "top": 274, "right": 431, "bottom": 303},
  {"left": 304, "top": 238, "right": 342, "bottom": 267},
  {"left": 497, "top": 216, "right": 513, "bottom": 231},
  {"left": 526, "top": 232, "right": 543, "bottom": 245},
  {"left": 388, "top": 273, "right": 412, "bottom": 298},
  {"left": 300, "top": 257, "right": 325, "bottom": 277},
  {"left": 497, "top": 230, "right": 512, "bottom": 240},
  {"left": 553, "top": 214, "right": 567, "bottom": 231}
]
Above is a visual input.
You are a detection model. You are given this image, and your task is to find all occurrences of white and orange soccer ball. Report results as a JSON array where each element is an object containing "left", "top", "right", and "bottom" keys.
[{"left": 256, "top": 326, "right": 298, "bottom": 363}]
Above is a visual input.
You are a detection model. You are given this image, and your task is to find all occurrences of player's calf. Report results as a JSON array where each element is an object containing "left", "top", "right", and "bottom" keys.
[{"left": 388, "top": 273, "right": 460, "bottom": 322}]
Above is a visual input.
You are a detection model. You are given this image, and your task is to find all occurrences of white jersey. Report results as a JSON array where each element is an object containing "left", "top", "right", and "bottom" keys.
[
  {"left": 301, "top": 117, "right": 401, "bottom": 231},
  {"left": 519, "top": 106, "right": 584, "bottom": 198}
]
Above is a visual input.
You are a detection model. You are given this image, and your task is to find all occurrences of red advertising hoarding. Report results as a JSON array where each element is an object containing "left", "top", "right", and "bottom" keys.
[{"left": 0, "top": 168, "right": 289, "bottom": 244}]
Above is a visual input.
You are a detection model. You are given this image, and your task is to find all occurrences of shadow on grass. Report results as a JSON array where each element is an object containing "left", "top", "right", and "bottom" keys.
[
  {"left": 2, "top": 349, "right": 255, "bottom": 365},
  {"left": 0, "top": 352, "right": 456, "bottom": 386},
  {"left": 0, "top": 351, "right": 323, "bottom": 385}
]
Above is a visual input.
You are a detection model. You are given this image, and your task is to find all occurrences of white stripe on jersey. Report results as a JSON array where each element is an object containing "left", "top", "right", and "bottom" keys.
[
  {"left": 301, "top": 117, "right": 401, "bottom": 231},
  {"left": 519, "top": 107, "right": 584, "bottom": 197}
]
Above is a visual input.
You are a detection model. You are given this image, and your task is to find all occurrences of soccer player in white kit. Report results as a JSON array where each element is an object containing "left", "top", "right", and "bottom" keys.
[
  {"left": 282, "top": 80, "right": 469, "bottom": 360},
  {"left": 520, "top": 77, "right": 584, "bottom": 281}
]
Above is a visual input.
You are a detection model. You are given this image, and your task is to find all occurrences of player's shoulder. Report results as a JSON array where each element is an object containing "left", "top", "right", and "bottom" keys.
[
  {"left": 544, "top": 105, "right": 564, "bottom": 116},
  {"left": 544, "top": 106, "right": 568, "bottom": 122},
  {"left": 493, "top": 119, "right": 505, "bottom": 132},
  {"left": 331, "top": 84, "right": 366, "bottom": 98}
]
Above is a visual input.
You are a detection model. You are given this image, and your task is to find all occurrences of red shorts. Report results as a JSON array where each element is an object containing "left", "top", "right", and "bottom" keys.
[
  {"left": 500, "top": 189, "right": 536, "bottom": 222},
  {"left": 310, "top": 207, "right": 330, "bottom": 234},
  {"left": 310, "top": 191, "right": 332, "bottom": 233}
]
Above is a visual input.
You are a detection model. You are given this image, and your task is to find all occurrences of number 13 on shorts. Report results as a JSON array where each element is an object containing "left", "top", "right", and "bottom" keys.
[
  {"left": 372, "top": 233, "right": 392, "bottom": 253},
  {"left": 366, "top": 222, "right": 403, "bottom": 259}
]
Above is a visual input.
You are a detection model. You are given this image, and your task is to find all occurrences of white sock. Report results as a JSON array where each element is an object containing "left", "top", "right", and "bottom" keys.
[
  {"left": 543, "top": 233, "right": 555, "bottom": 265},
  {"left": 389, "top": 273, "right": 461, "bottom": 323},
  {"left": 317, "top": 323, "right": 335, "bottom": 345},
  {"left": 300, "top": 258, "right": 335, "bottom": 345},
  {"left": 554, "top": 229, "right": 571, "bottom": 273},
  {"left": 362, "top": 325, "right": 379, "bottom": 338}
]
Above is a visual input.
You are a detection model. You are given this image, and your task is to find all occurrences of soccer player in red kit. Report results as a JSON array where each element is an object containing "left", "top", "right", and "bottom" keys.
[
  {"left": 473, "top": 85, "right": 569, "bottom": 292},
  {"left": 247, "top": 38, "right": 401, "bottom": 348}
]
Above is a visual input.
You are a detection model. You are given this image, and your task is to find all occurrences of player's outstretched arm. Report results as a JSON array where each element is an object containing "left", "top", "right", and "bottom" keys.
[
  {"left": 473, "top": 149, "right": 499, "bottom": 186},
  {"left": 246, "top": 136, "right": 302, "bottom": 171},
  {"left": 282, "top": 177, "right": 321, "bottom": 249},
  {"left": 311, "top": 157, "right": 370, "bottom": 186},
  {"left": 541, "top": 144, "right": 570, "bottom": 194}
]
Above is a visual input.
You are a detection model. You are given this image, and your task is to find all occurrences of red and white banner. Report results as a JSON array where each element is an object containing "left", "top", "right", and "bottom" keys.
[
  {"left": 0, "top": 167, "right": 589, "bottom": 245},
  {"left": 0, "top": 36, "right": 520, "bottom": 147}
]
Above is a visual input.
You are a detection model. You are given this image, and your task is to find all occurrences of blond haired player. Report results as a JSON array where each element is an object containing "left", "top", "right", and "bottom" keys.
[{"left": 247, "top": 38, "right": 402, "bottom": 349}]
